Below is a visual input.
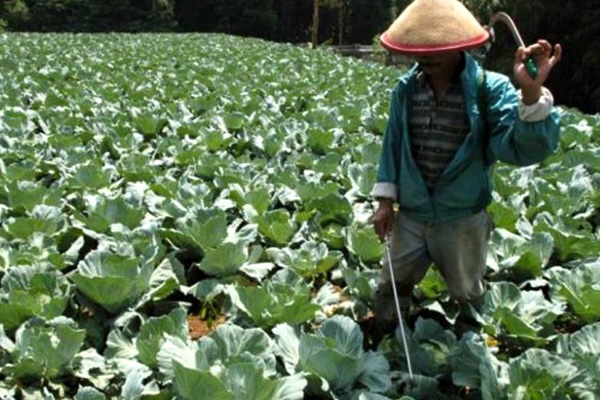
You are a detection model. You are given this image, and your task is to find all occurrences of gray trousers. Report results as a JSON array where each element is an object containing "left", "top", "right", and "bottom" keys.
[{"left": 374, "top": 210, "right": 491, "bottom": 324}]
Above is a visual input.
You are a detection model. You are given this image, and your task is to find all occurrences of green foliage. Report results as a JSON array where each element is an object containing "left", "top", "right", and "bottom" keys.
[
  {"left": 507, "top": 349, "right": 578, "bottom": 399},
  {"left": 1, "top": 317, "right": 86, "bottom": 381},
  {"left": 156, "top": 323, "right": 307, "bottom": 400},
  {"left": 556, "top": 323, "right": 600, "bottom": 398},
  {"left": 547, "top": 260, "right": 600, "bottom": 322},
  {"left": 0, "top": 33, "right": 597, "bottom": 399},
  {"left": 270, "top": 241, "right": 343, "bottom": 279},
  {"left": 449, "top": 332, "right": 502, "bottom": 400},
  {"left": 477, "top": 282, "right": 562, "bottom": 343},
  {"left": 228, "top": 270, "right": 321, "bottom": 328},
  {"left": 273, "top": 316, "right": 391, "bottom": 396},
  {"left": 0, "top": 265, "right": 70, "bottom": 331}
]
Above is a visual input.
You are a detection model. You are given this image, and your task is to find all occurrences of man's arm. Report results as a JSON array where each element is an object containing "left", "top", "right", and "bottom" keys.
[
  {"left": 373, "top": 85, "right": 403, "bottom": 198},
  {"left": 372, "top": 85, "right": 404, "bottom": 241},
  {"left": 485, "top": 40, "right": 563, "bottom": 166}
]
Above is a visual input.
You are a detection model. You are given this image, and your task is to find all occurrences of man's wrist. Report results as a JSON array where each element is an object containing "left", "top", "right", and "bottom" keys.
[
  {"left": 377, "top": 197, "right": 394, "bottom": 208},
  {"left": 372, "top": 182, "right": 397, "bottom": 201},
  {"left": 517, "top": 86, "right": 554, "bottom": 122},
  {"left": 521, "top": 86, "right": 542, "bottom": 105}
]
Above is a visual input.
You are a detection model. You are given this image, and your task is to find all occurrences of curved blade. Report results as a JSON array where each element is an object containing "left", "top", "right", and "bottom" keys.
[{"left": 489, "top": 12, "right": 526, "bottom": 48}]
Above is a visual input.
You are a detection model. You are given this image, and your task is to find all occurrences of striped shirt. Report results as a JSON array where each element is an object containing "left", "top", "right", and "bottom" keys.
[{"left": 409, "top": 72, "right": 470, "bottom": 190}]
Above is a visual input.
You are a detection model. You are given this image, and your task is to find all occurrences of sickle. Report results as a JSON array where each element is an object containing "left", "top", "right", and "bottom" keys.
[{"left": 488, "top": 12, "right": 538, "bottom": 79}]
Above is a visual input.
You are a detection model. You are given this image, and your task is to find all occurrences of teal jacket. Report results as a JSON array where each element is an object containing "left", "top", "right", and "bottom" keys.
[{"left": 376, "top": 53, "right": 561, "bottom": 222}]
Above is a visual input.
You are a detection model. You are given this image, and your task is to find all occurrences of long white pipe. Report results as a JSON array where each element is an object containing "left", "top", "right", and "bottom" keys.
[{"left": 385, "top": 236, "right": 414, "bottom": 381}]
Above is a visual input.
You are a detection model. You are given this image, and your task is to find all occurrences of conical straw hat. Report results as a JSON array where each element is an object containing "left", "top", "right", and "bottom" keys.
[{"left": 381, "top": 0, "right": 489, "bottom": 54}]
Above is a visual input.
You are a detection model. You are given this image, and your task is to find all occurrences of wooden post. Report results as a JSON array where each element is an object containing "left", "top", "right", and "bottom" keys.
[
  {"left": 338, "top": 0, "right": 344, "bottom": 45},
  {"left": 311, "top": 0, "right": 320, "bottom": 48}
]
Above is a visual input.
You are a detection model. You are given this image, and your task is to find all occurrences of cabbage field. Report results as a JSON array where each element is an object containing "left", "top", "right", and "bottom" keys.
[{"left": 0, "top": 33, "right": 599, "bottom": 400}]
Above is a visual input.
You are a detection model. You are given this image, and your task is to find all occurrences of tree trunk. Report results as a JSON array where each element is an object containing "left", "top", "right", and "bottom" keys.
[
  {"left": 338, "top": 1, "right": 344, "bottom": 45},
  {"left": 311, "top": 0, "right": 319, "bottom": 48}
]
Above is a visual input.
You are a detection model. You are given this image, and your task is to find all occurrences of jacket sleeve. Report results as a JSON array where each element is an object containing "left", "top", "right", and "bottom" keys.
[
  {"left": 485, "top": 75, "right": 561, "bottom": 166},
  {"left": 372, "top": 85, "right": 404, "bottom": 201}
]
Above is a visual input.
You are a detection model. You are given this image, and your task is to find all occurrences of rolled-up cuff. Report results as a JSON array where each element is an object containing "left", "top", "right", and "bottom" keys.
[
  {"left": 371, "top": 182, "right": 397, "bottom": 201},
  {"left": 517, "top": 86, "right": 554, "bottom": 122}
]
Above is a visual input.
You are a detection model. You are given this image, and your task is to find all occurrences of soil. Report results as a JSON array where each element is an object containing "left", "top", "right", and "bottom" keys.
[
  {"left": 329, "top": 284, "right": 351, "bottom": 302},
  {"left": 554, "top": 313, "right": 585, "bottom": 335},
  {"left": 187, "top": 314, "right": 226, "bottom": 340}
]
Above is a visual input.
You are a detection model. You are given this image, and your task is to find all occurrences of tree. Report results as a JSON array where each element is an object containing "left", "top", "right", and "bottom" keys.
[
  {"left": 1, "top": 0, "right": 32, "bottom": 31},
  {"left": 311, "top": 0, "right": 372, "bottom": 48},
  {"left": 175, "top": 0, "right": 277, "bottom": 39},
  {"left": 311, "top": 0, "right": 392, "bottom": 46},
  {"left": 344, "top": 0, "right": 390, "bottom": 44},
  {"left": 1, "top": 0, "right": 176, "bottom": 32},
  {"left": 174, "top": 0, "right": 220, "bottom": 32},
  {"left": 86, "top": 0, "right": 176, "bottom": 32},
  {"left": 217, "top": 0, "right": 278, "bottom": 39},
  {"left": 272, "top": 0, "right": 312, "bottom": 43},
  {"left": 465, "top": 0, "right": 600, "bottom": 113},
  {"left": 311, "top": 0, "right": 319, "bottom": 47}
]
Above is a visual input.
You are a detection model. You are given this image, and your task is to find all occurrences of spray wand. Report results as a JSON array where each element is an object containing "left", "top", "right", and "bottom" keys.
[{"left": 385, "top": 236, "right": 414, "bottom": 383}]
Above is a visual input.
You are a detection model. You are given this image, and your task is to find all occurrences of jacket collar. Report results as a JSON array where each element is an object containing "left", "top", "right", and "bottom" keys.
[{"left": 459, "top": 51, "right": 480, "bottom": 89}]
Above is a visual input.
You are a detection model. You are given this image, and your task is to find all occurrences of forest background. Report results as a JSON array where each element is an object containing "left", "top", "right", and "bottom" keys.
[{"left": 0, "top": 0, "right": 598, "bottom": 114}]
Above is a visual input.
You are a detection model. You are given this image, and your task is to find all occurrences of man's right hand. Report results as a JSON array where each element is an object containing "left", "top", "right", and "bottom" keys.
[{"left": 373, "top": 198, "right": 395, "bottom": 242}]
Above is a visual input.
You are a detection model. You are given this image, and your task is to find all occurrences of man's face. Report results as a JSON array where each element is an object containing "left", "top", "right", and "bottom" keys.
[{"left": 413, "top": 52, "right": 461, "bottom": 75}]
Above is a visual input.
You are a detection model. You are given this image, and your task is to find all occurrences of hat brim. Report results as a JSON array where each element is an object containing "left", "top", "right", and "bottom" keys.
[{"left": 380, "top": 31, "right": 490, "bottom": 55}]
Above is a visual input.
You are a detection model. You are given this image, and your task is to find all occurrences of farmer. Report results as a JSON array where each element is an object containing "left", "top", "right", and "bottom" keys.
[{"left": 371, "top": 0, "right": 562, "bottom": 339}]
